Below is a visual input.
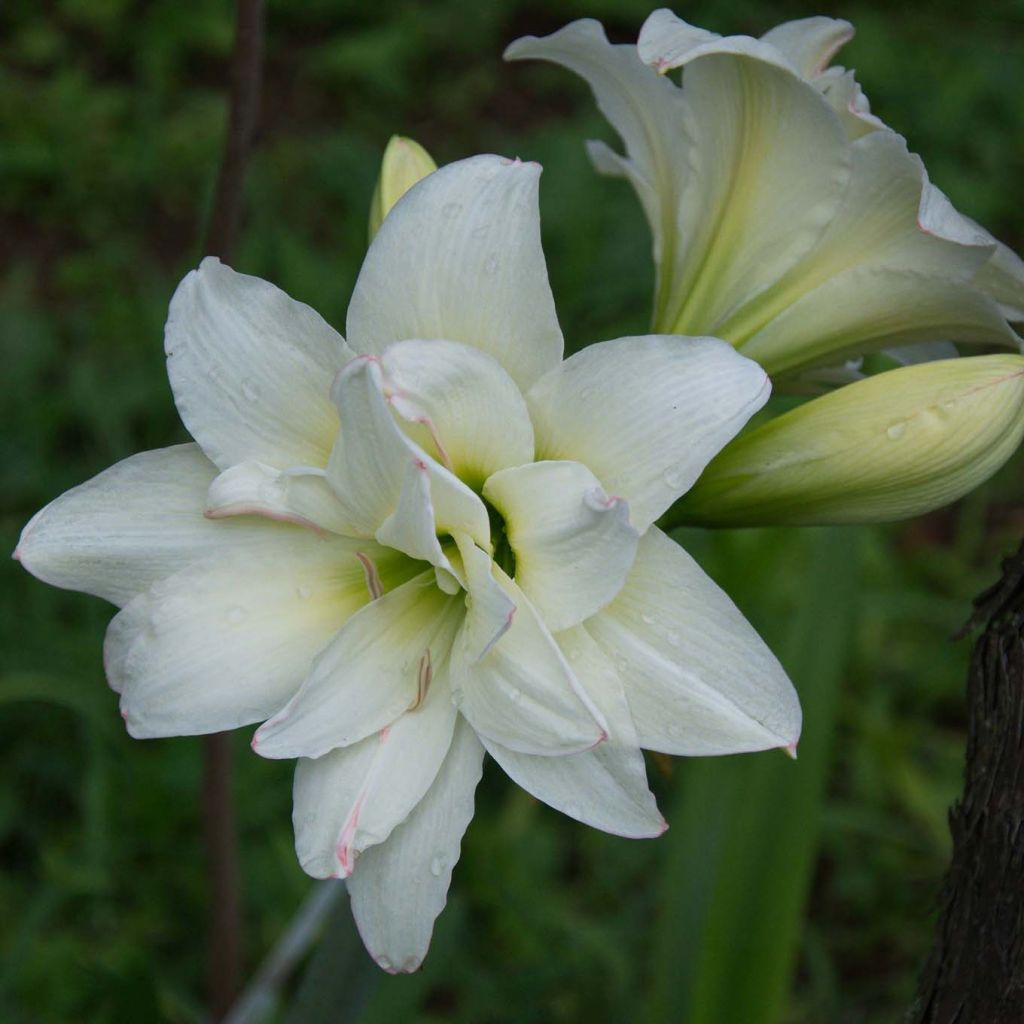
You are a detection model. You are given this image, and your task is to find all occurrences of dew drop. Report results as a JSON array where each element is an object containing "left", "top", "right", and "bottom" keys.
[
  {"left": 667, "top": 630, "right": 681, "bottom": 648},
  {"left": 241, "top": 378, "right": 261, "bottom": 402},
  {"left": 941, "top": 399, "right": 957, "bottom": 414},
  {"left": 376, "top": 955, "right": 393, "bottom": 971},
  {"left": 565, "top": 801, "right": 581, "bottom": 818},
  {"left": 509, "top": 687, "right": 523, "bottom": 704},
  {"left": 640, "top": 612, "right": 655, "bottom": 626},
  {"left": 662, "top": 468, "right": 687, "bottom": 489},
  {"left": 260, "top": 477, "right": 287, "bottom": 503},
  {"left": 470, "top": 224, "right": 488, "bottom": 240},
  {"left": 483, "top": 253, "right": 500, "bottom": 276},
  {"left": 567, "top": 647, "right": 581, "bottom": 661},
  {"left": 226, "top": 606, "right": 247, "bottom": 625},
  {"left": 886, "top": 420, "right": 907, "bottom": 440},
  {"left": 667, "top": 722, "right": 683, "bottom": 739},
  {"left": 429, "top": 855, "right": 445, "bottom": 877},
  {"left": 296, "top": 584, "right": 313, "bottom": 601},
  {"left": 442, "top": 201, "right": 460, "bottom": 219}
]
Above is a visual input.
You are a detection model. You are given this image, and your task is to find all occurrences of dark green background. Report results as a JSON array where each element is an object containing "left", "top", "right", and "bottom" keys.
[{"left": 2, "top": 1, "right": 1022, "bottom": 1021}]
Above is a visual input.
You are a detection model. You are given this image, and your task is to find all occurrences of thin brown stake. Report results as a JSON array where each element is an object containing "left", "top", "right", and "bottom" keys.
[{"left": 200, "top": 1, "right": 266, "bottom": 1019}]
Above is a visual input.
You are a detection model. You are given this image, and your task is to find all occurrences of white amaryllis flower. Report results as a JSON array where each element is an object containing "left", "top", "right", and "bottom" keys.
[
  {"left": 505, "top": 13, "right": 1024, "bottom": 382},
  {"left": 15, "top": 154, "right": 800, "bottom": 972}
]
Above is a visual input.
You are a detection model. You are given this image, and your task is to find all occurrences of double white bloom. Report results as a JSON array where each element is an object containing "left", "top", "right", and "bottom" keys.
[
  {"left": 506, "top": 11, "right": 1024, "bottom": 528},
  {"left": 17, "top": 154, "right": 800, "bottom": 971},
  {"left": 507, "top": 12, "right": 1023, "bottom": 384}
]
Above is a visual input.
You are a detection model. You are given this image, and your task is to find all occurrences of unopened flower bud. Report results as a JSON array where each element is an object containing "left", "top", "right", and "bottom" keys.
[
  {"left": 672, "top": 355, "right": 1024, "bottom": 527},
  {"left": 368, "top": 135, "right": 437, "bottom": 241}
]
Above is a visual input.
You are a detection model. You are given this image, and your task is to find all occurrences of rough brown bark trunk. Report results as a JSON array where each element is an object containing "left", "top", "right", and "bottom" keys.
[
  {"left": 909, "top": 539, "right": 1024, "bottom": 1023},
  {"left": 201, "top": 1, "right": 266, "bottom": 1019}
]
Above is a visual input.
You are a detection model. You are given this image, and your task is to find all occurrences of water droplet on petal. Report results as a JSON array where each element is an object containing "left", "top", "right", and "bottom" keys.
[
  {"left": 483, "top": 253, "right": 500, "bottom": 276},
  {"left": 565, "top": 801, "right": 581, "bottom": 818},
  {"left": 667, "top": 630, "right": 681, "bottom": 648},
  {"left": 296, "top": 584, "right": 312, "bottom": 600},
  {"left": 241, "top": 378, "right": 261, "bottom": 402},
  {"left": 442, "top": 201, "right": 460, "bottom": 219},
  {"left": 886, "top": 420, "right": 907, "bottom": 440},
  {"left": 470, "top": 224, "right": 488, "bottom": 240},
  {"left": 226, "top": 606, "right": 247, "bottom": 625},
  {"left": 640, "top": 612, "right": 655, "bottom": 626},
  {"left": 509, "top": 688, "right": 522, "bottom": 704},
  {"left": 941, "top": 399, "right": 957, "bottom": 414},
  {"left": 667, "top": 722, "right": 683, "bottom": 739},
  {"left": 662, "top": 468, "right": 687, "bottom": 489},
  {"left": 430, "top": 855, "right": 444, "bottom": 877},
  {"left": 376, "top": 955, "right": 393, "bottom": 971}
]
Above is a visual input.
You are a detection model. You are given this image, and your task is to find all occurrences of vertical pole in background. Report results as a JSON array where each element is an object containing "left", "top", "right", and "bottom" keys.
[
  {"left": 909, "top": 540, "right": 1024, "bottom": 1023},
  {"left": 200, "top": 1, "right": 266, "bottom": 1018}
]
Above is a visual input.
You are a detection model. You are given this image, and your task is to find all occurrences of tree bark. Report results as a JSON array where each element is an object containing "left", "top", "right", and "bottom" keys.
[{"left": 909, "top": 539, "right": 1024, "bottom": 1023}]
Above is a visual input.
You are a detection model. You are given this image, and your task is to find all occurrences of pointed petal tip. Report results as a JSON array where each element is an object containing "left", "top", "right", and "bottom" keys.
[
  {"left": 783, "top": 742, "right": 799, "bottom": 761},
  {"left": 250, "top": 721, "right": 296, "bottom": 759},
  {"left": 499, "top": 155, "right": 542, "bottom": 172},
  {"left": 251, "top": 716, "right": 290, "bottom": 756},
  {"left": 373, "top": 952, "right": 422, "bottom": 974}
]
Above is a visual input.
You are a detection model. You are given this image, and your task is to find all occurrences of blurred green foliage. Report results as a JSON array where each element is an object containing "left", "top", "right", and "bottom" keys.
[{"left": 2, "top": 0, "right": 1023, "bottom": 1021}]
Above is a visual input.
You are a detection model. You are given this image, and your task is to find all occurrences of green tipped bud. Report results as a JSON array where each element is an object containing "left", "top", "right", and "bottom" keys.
[
  {"left": 671, "top": 354, "right": 1024, "bottom": 527},
  {"left": 368, "top": 135, "right": 438, "bottom": 241}
]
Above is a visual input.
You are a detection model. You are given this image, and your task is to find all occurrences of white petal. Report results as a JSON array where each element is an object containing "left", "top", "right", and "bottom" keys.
[
  {"left": 292, "top": 660, "right": 458, "bottom": 878},
  {"left": 452, "top": 534, "right": 516, "bottom": 662},
  {"left": 347, "top": 718, "right": 484, "bottom": 974},
  {"left": 918, "top": 183, "right": 1024, "bottom": 322},
  {"left": 759, "top": 17, "right": 854, "bottom": 78},
  {"left": 976, "top": 241, "right": 1024, "bottom": 323},
  {"left": 729, "top": 132, "right": 1016, "bottom": 373},
  {"left": 587, "top": 529, "right": 801, "bottom": 755},
  {"left": 252, "top": 572, "right": 462, "bottom": 759},
  {"left": 206, "top": 461, "right": 353, "bottom": 534},
  {"left": 346, "top": 155, "right": 563, "bottom": 391},
  {"left": 326, "top": 355, "right": 489, "bottom": 548},
  {"left": 814, "top": 67, "right": 885, "bottom": 139},
  {"left": 15, "top": 444, "right": 287, "bottom": 608},
  {"left": 165, "top": 258, "right": 351, "bottom": 469},
  {"left": 483, "top": 460, "right": 639, "bottom": 631},
  {"left": 510, "top": 21, "right": 850, "bottom": 336},
  {"left": 450, "top": 569, "right": 607, "bottom": 755},
  {"left": 106, "top": 533, "right": 397, "bottom": 737},
  {"left": 375, "top": 458, "right": 451, "bottom": 570},
  {"left": 292, "top": 743, "right": 377, "bottom": 880},
  {"left": 484, "top": 625, "right": 665, "bottom": 838},
  {"left": 380, "top": 339, "right": 534, "bottom": 490},
  {"left": 742, "top": 266, "right": 1015, "bottom": 376},
  {"left": 526, "top": 335, "right": 769, "bottom": 531},
  {"left": 506, "top": 21, "right": 687, "bottom": 282},
  {"left": 650, "top": 37, "right": 850, "bottom": 333},
  {"left": 636, "top": 9, "right": 721, "bottom": 70}
]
